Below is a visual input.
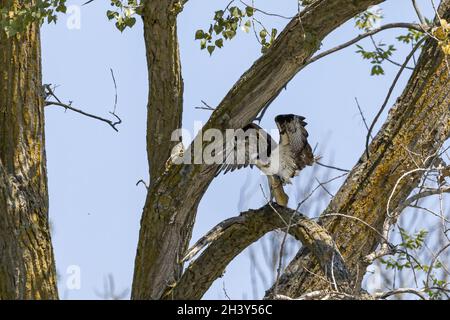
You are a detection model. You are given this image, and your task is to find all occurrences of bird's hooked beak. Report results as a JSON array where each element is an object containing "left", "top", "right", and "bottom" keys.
[{"left": 275, "top": 114, "right": 307, "bottom": 127}]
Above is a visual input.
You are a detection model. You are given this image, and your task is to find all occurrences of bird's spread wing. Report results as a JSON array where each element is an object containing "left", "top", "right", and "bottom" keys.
[
  {"left": 275, "top": 114, "right": 314, "bottom": 175},
  {"left": 216, "top": 123, "right": 277, "bottom": 176}
]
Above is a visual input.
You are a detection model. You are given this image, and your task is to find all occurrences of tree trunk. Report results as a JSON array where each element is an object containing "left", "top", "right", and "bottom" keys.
[
  {"left": 143, "top": 1, "right": 184, "bottom": 183},
  {"left": 131, "top": 0, "right": 184, "bottom": 299},
  {"left": 0, "top": 0, "right": 58, "bottom": 299},
  {"left": 269, "top": 1, "right": 450, "bottom": 298}
]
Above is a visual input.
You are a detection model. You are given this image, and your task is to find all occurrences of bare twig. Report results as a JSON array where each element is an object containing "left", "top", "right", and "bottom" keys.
[
  {"left": 297, "top": 173, "right": 348, "bottom": 208},
  {"left": 44, "top": 70, "right": 123, "bottom": 131},
  {"left": 273, "top": 209, "right": 297, "bottom": 294},
  {"left": 45, "top": 101, "right": 122, "bottom": 132},
  {"left": 369, "top": 36, "right": 415, "bottom": 71},
  {"left": 222, "top": 282, "right": 232, "bottom": 300},
  {"left": 426, "top": 243, "right": 450, "bottom": 289},
  {"left": 239, "top": 0, "right": 294, "bottom": 20},
  {"left": 412, "top": 0, "right": 427, "bottom": 25},
  {"left": 365, "top": 37, "right": 425, "bottom": 159},
  {"left": 136, "top": 179, "right": 149, "bottom": 190},
  {"left": 306, "top": 23, "right": 424, "bottom": 66},
  {"left": 316, "top": 161, "right": 350, "bottom": 173},
  {"left": 355, "top": 97, "right": 371, "bottom": 135},
  {"left": 374, "top": 287, "right": 427, "bottom": 300},
  {"left": 195, "top": 100, "right": 216, "bottom": 111}
]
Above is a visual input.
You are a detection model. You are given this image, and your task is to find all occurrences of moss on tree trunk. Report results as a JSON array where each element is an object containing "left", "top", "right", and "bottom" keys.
[{"left": 0, "top": 0, "right": 58, "bottom": 299}]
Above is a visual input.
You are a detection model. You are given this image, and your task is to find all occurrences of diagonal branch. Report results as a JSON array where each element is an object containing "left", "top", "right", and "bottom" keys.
[
  {"left": 163, "top": 204, "right": 350, "bottom": 300},
  {"left": 412, "top": 0, "right": 427, "bottom": 26},
  {"left": 45, "top": 101, "right": 122, "bottom": 132}
]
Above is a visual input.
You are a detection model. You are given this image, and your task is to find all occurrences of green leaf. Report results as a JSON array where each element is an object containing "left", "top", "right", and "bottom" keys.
[
  {"left": 242, "top": 20, "right": 251, "bottom": 33},
  {"left": 115, "top": 18, "right": 126, "bottom": 32},
  {"left": 271, "top": 28, "right": 278, "bottom": 38},
  {"left": 56, "top": 4, "right": 67, "bottom": 14},
  {"left": 230, "top": 6, "right": 241, "bottom": 18},
  {"left": 107, "top": 10, "right": 117, "bottom": 20},
  {"left": 200, "top": 39, "right": 207, "bottom": 49},
  {"left": 224, "top": 29, "right": 236, "bottom": 39},
  {"left": 213, "top": 24, "right": 223, "bottom": 35},
  {"left": 125, "top": 17, "right": 136, "bottom": 28},
  {"left": 215, "top": 38, "right": 224, "bottom": 48},
  {"left": 207, "top": 45, "right": 215, "bottom": 55},
  {"left": 245, "top": 6, "right": 254, "bottom": 17},
  {"left": 195, "top": 29, "right": 205, "bottom": 39},
  {"left": 259, "top": 29, "right": 267, "bottom": 38},
  {"left": 371, "top": 65, "right": 384, "bottom": 76},
  {"left": 214, "top": 10, "right": 224, "bottom": 20}
]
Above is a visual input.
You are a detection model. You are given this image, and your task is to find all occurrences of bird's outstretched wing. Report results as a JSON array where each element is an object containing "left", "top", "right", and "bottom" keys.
[
  {"left": 216, "top": 123, "right": 277, "bottom": 176},
  {"left": 275, "top": 114, "right": 314, "bottom": 173}
]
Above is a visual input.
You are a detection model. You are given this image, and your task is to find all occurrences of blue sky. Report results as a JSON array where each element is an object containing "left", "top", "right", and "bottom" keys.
[{"left": 40, "top": 0, "right": 436, "bottom": 299}]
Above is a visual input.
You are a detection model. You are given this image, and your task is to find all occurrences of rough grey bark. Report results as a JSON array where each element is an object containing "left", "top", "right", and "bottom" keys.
[
  {"left": 143, "top": 0, "right": 184, "bottom": 183},
  {"left": 0, "top": 0, "right": 58, "bottom": 299}
]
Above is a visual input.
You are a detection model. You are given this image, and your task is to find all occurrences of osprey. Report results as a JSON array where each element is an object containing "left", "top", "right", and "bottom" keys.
[{"left": 217, "top": 114, "right": 314, "bottom": 206}]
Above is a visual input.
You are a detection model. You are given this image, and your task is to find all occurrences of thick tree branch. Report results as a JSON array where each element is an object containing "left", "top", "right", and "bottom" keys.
[
  {"left": 268, "top": 1, "right": 450, "bottom": 298},
  {"left": 163, "top": 204, "right": 350, "bottom": 300}
]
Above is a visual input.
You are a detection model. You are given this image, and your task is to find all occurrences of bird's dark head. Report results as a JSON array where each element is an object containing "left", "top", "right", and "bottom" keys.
[{"left": 275, "top": 114, "right": 307, "bottom": 127}]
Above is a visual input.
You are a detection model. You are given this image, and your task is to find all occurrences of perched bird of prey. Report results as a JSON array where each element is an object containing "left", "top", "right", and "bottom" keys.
[{"left": 217, "top": 114, "right": 314, "bottom": 206}]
